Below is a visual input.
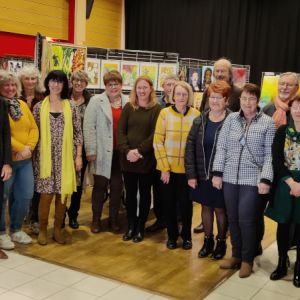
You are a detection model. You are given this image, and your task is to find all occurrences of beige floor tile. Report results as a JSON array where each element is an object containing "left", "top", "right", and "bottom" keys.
[
  {"left": 41, "top": 267, "right": 87, "bottom": 286},
  {"left": 72, "top": 276, "right": 119, "bottom": 297},
  {"left": 204, "top": 292, "right": 237, "bottom": 300},
  {"left": 251, "top": 289, "right": 298, "bottom": 300},
  {"left": 0, "top": 269, "right": 34, "bottom": 289},
  {"left": 40, "top": 287, "right": 97, "bottom": 300},
  {"left": 0, "top": 252, "right": 34, "bottom": 269},
  {"left": 0, "top": 291, "right": 33, "bottom": 300},
  {"left": 100, "top": 284, "right": 152, "bottom": 300},
  {"left": 14, "top": 259, "right": 59, "bottom": 277},
  {"left": 264, "top": 279, "right": 300, "bottom": 299},
  {"left": 13, "top": 278, "right": 64, "bottom": 300}
]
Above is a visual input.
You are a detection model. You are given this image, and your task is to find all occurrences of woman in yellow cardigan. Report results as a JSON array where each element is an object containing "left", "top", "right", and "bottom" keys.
[
  {"left": 153, "top": 81, "right": 200, "bottom": 250},
  {"left": 0, "top": 70, "right": 38, "bottom": 249}
]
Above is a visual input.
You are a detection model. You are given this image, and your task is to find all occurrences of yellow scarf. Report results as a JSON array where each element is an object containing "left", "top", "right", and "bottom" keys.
[{"left": 40, "top": 96, "right": 76, "bottom": 202}]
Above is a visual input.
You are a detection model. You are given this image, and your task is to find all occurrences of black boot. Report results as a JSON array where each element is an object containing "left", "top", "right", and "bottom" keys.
[
  {"left": 133, "top": 219, "right": 145, "bottom": 243},
  {"left": 198, "top": 235, "right": 215, "bottom": 258},
  {"left": 293, "top": 260, "right": 300, "bottom": 288},
  {"left": 211, "top": 238, "right": 227, "bottom": 260},
  {"left": 123, "top": 219, "right": 135, "bottom": 241},
  {"left": 270, "top": 255, "right": 290, "bottom": 280}
]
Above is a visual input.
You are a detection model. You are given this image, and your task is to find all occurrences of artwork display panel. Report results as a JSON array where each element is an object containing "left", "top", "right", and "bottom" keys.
[
  {"left": 139, "top": 62, "right": 159, "bottom": 90},
  {"left": 232, "top": 67, "right": 247, "bottom": 88},
  {"left": 201, "top": 66, "right": 214, "bottom": 91},
  {"left": 86, "top": 58, "right": 101, "bottom": 89},
  {"left": 188, "top": 67, "right": 202, "bottom": 92},
  {"left": 120, "top": 61, "right": 139, "bottom": 90},
  {"left": 100, "top": 60, "right": 121, "bottom": 89},
  {"left": 157, "top": 63, "right": 178, "bottom": 91}
]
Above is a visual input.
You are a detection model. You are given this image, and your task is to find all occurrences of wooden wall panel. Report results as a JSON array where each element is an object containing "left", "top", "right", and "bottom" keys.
[
  {"left": 86, "top": 0, "right": 122, "bottom": 49},
  {"left": 0, "top": 0, "right": 69, "bottom": 40}
]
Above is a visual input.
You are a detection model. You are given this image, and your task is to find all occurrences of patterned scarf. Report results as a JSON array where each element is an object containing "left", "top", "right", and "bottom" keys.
[
  {"left": 7, "top": 97, "right": 23, "bottom": 121},
  {"left": 273, "top": 97, "right": 289, "bottom": 128}
]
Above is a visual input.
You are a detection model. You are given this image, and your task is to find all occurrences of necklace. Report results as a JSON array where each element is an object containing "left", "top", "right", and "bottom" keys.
[{"left": 110, "top": 98, "right": 121, "bottom": 108}]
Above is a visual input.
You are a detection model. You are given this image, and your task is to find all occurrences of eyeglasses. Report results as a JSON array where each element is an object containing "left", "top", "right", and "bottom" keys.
[
  {"left": 278, "top": 82, "right": 297, "bottom": 88},
  {"left": 49, "top": 79, "right": 63, "bottom": 84},
  {"left": 175, "top": 92, "right": 188, "bottom": 97},
  {"left": 209, "top": 96, "right": 224, "bottom": 101},
  {"left": 240, "top": 96, "right": 257, "bottom": 102},
  {"left": 73, "top": 79, "right": 87, "bottom": 84},
  {"left": 106, "top": 83, "right": 120, "bottom": 88}
]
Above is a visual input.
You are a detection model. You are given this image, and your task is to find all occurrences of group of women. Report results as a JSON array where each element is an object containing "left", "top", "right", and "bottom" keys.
[{"left": 0, "top": 65, "right": 299, "bottom": 288}]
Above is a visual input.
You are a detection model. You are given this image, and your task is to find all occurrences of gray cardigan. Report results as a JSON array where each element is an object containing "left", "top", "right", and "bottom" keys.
[{"left": 83, "top": 92, "right": 128, "bottom": 179}]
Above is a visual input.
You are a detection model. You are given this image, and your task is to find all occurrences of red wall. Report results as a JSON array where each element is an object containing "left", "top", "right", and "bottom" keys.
[{"left": 0, "top": 32, "right": 35, "bottom": 58}]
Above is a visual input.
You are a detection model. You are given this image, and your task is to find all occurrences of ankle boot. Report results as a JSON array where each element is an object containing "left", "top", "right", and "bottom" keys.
[
  {"left": 53, "top": 195, "right": 66, "bottom": 244},
  {"left": 38, "top": 193, "right": 53, "bottom": 246},
  {"left": 293, "top": 260, "right": 300, "bottom": 288},
  {"left": 133, "top": 219, "right": 145, "bottom": 243},
  {"left": 270, "top": 255, "right": 290, "bottom": 280},
  {"left": 212, "top": 238, "right": 227, "bottom": 260},
  {"left": 239, "top": 261, "right": 253, "bottom": 278},
  {"left": 198, "top": 235, "right": 215, "bottom": 258},
  {"left": 123, "top": 219, "right": 135, "bottom": 241}
]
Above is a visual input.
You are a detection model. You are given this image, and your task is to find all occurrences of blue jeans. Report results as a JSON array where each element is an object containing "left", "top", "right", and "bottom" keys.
[{"left": 0, "top": 159, "right": 34, "bottom": 233}]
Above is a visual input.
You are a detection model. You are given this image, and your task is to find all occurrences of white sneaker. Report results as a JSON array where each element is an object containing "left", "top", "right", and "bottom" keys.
[
  {"left": 0, "top": 234, "right": 15, "bottom": 250},
  {"left": 11, "top": 231, "right": 32, "bottom": 244},
  {"left": 30, "top": 222, "right": 39, "bottom": 235}
]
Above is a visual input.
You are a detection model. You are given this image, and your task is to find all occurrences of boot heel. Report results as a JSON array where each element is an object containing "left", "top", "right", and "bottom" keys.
[
  {"left": 211, "top": 238, "right": 227, "bottom": 260},
  {"left": 293, "top": 261, "right": 300, "bottom": 288},
  {"left": 270, "top": 255, "right": 289, "bottom": 280}
]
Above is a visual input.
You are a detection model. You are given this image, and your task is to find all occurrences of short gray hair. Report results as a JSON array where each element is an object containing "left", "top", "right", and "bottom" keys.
[
  {"left": 163, "top": 74, "right": 179, "bottom": 84},
  {"left": 279, "top": 72, "right": 299, "bottom": 86}
]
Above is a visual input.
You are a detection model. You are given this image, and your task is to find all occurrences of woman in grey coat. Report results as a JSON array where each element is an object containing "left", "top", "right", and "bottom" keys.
[{"left": 84, "top": 71, "right": 127, "bottom": 233}]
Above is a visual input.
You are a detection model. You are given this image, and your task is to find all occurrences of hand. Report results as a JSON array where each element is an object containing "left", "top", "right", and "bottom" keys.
[
  {"left": 1, "top": 164, "right": 12, "bottom": 181},
  {"left": 127, "top": 149, "right": 140, "bottom": 162},
  {"left": 86, "top": 155, "right": 96, "bottom": 162},
  {"left": 288, "top": 180, "right": 300, "bottom": 197},
  {"left": 17, "top": 146, "right": 32, "bottom": 160},
  {"left": 188, "top": 178, "right": 197, "bottom": 189},
  {"left": 258, "top": 182, "right": 270, "bottom": 194},
  {"left": 212, "top": 176, "right": 223, "bottom": 190},
  {"left": 75, "top": 156, "right": 82, "bottom": 172},
  {"left": 161, "top": 171, "right": 170, "bottom": 184}
]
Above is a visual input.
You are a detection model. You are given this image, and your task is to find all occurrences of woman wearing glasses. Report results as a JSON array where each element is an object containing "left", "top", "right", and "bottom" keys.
[
  {"left": 84, "top": 71, "right": 127, "bottom": 233},
  {"left": 265, "top": 95, "right": 300, "bottom": 288},
  {"left": 33, "top": 70, "right": 83, "bottom": 245},
  {"left": 212, "top": 83, "right": 276, "bottom": 278},
  {"left": 64, "top": 70, "right": 91, "bottom": 229},
  {"left": 154, "top": 81, "right": 199, "bottom": 250},
  {"left": 185, "top": 81, "right": 231, "bottom": 260}
]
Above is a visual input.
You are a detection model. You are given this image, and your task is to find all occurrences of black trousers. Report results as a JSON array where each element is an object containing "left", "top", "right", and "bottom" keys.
[
  {"left": 68, "top": 150, "right": 88, "bottom": 219},
  {"left": 123, "top": 171, "right": 153, "bottom": 225},
  {"left": 161, "top": 172, "right": 192, "bottom": 241},
  {"left": 152, "top": 170, "right": 165, "bottom": 223}
]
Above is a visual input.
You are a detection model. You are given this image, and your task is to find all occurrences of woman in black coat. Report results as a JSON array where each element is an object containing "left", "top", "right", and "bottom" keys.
[
  {"left": 185, "top": 81, "right": 231, "bottom": 260},
  {"left": 0, "top": 96, "right": 12, "bottom": 259}
]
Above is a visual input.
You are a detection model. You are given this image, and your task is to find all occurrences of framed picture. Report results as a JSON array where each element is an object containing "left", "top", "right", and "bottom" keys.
[
  {"left": 193, "top": 92, "right": 203, "bottom": 110},
  {"left": 8, "top": 60, "right": 23, "bottom": 74},
  {"left": 139, "top": 62, "right": 159, "bottom": 90},
  {"left": 86, "top": 58, "right": 101, "bottom": 89},
  {"left": 260, "top": 74, "right": 280, "bottom": 108},
  {"left": 120, "top": 61, "right": 139, "bottom": 90},
  {"left": 201, "top": 66, "right": 214, "bottom": 91},
  {"left": 188, "top": 67, "right": 202, "bottom": 92},
  {"left": 45, "top": 43, "right": 87, "bottom": 80},
  {"left": 157, "top": 63, "right": 178, "bottom": 91},
  {"left": 232, "top": 67, "right": 247, "bottom": 88},
  {"left": 100, "top": 60, "right": 121, "bottom": 89}
]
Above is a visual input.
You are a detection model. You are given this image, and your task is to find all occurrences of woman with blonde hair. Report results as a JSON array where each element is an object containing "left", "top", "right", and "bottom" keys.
[
  {"left": 154, "top": 81, "right": 200, "bottom": 250},
  {"left": 18, "top": 65, "right": 45, "bottom": 234},
  {"left": 0, "top": 70, "right": 38, "bottom": 248},
  {"left": 117, "top": 76, "right": 161, "bottom": 243}
]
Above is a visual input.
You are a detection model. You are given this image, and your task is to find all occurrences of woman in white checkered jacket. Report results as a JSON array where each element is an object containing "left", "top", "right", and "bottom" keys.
[{"left": 212, "top": 83, "right": 276, "bottom": 278}]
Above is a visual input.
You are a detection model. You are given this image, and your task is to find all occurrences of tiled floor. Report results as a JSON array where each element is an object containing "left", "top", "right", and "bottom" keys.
[
  {"left": 204, "top": 242, "right": 300, "bottom": 300},
  {"left": 0, "top": 242, "right": 299, "bottom": 300},
  {"left": 0, "top": 252, "right": 169, "bottom": 300}
]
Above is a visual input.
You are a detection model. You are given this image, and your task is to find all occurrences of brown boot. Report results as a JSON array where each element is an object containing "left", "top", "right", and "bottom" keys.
[
  {"left": 220, "top": 257, "right": 242, "bottom": 269},
  {"left": 53, "top": 195, "right": 66, "bottom": 244},
  {"left": 38, "top": 193, "right": 53, "bottom": 245},
  {"left": 239, "top": 261, "right": 253, "bottom": 278}
]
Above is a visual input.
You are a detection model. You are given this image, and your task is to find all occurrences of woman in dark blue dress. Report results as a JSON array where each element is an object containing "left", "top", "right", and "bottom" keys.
[{"left": 185, "top": 80, "right": 231, "bottom": 260}]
